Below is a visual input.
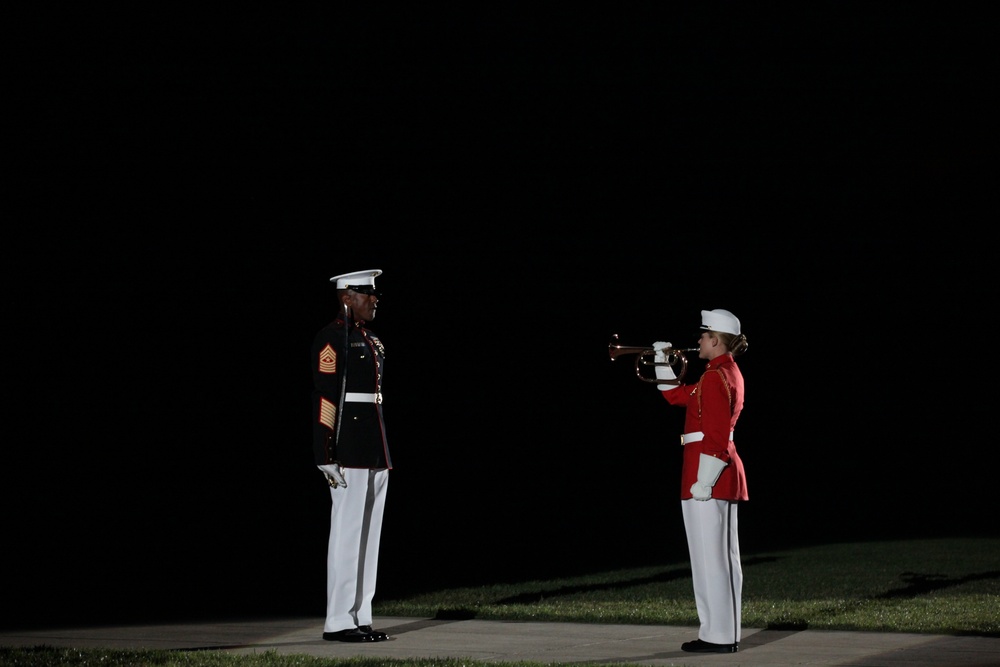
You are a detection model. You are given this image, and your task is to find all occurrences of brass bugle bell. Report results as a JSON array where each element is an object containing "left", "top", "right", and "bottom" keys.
[{"left": 607, "top": 334, "right": 698, "bottom": 385}]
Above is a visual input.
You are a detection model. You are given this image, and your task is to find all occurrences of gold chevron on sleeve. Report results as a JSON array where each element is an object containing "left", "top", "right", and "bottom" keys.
[
  {"left": 319, "top": 396, "right": 337, "bottom": 430},
  {"left": 318, "top": 344, "right": 337, "bottom": 374}
]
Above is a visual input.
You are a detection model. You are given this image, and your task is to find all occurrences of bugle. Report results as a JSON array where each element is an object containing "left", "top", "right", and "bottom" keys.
[{"left": 607, "top": 334, "right": 698, "bottom": 385}]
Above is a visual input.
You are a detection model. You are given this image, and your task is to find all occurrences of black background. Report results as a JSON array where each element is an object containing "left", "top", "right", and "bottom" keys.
[{"left": 5, "top": 5, "right": 996, "bottom": 629}]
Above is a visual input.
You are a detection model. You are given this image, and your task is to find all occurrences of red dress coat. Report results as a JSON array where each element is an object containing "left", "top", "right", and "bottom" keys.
[{"left": 661, "top": 353, "right": 748, "bottom": 501}]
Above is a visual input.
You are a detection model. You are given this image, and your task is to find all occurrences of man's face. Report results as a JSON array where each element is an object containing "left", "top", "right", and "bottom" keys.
[{"left": 346, "top": 289, "right": 378, "bottom": 321}]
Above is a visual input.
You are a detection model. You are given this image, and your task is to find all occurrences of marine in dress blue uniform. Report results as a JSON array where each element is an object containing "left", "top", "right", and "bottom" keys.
[{"left": 312, "top": 269, "right": 392, "bottom": 643}]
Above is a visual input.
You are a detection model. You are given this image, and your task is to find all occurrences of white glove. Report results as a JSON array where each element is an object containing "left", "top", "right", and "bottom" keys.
[
  {"left": 652, "top": 342, "right": 678, "bottom": 389},
  {"left": 319, "top": 463, "right": 348, "bottom": 488},
  {"left": 690, "top": 454, "right": 727, "bottom": 500},
  {"left": 652, "top": 341, "right": 672, "bottom": 362}
]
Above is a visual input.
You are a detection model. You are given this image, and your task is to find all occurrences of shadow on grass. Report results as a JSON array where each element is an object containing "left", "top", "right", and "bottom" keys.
[
  {"left": 490, "top": 555, "right": 780, "bottom": 606},
  {"left": 876, "top": 570, "right": 1000, "bottom": 599},
  {"left": 432, "top": 560, "right": 1000, "bottom": 638},
  {"left": 767, "top": 569, "right": 1000, "bottom": 634},
  {"left": 431, "top": 556, "right": 783, "bottom": 623}
]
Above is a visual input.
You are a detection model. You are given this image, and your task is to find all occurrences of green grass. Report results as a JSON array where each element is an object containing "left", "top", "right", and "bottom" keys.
[
  {"left": 3, "top": 537, "right": 998, "bottom": 667},
  {"left": 377, "top": 537, "right": 1000, "bottom": 635}
]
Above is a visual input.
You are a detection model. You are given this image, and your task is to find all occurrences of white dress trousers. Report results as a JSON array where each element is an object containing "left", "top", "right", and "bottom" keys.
[
  {"left": 324, "top": 467, "right": 389, "bottom": 634},
  {"left": 681, "top": 498, "right": 742, "bottom": 645}
]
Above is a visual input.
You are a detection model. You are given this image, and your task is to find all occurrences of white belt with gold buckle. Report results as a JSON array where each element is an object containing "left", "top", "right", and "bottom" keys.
[
  {"left": 681, "top": 430, "right": 733, "bottom": 445},
  {"left": 345, "top": 392, "right": 382, "bottom": 404}
]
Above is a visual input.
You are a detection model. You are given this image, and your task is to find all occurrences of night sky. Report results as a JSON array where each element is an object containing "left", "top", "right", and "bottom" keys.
[{"left": 6, "top": 6, "right": 994, "bottom": 629}]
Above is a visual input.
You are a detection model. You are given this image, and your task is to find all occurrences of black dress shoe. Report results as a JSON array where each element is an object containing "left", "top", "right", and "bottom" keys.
[
  {"left": 681, "top": 639, "right": 739, "bottom": 653},
  {"left": 323, "top": 628, "right": 377, "bottom": 642},
  {"left": 359, "top": 625, "right": 388, "bottom": 641}
]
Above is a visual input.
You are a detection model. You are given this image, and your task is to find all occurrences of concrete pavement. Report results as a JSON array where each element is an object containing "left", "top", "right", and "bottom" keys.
[{"left": 2, "top": 615, "right": 999, "bottom": 666}]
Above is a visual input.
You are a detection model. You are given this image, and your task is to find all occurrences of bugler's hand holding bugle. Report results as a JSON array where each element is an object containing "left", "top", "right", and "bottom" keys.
[{"left": 607, "top": 334, "right": 698, "bottom": 385}]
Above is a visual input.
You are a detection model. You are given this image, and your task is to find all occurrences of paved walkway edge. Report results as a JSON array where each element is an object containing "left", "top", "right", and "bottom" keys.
[{"left": 2, "top": 616, "right": 999, "bottom": 666}]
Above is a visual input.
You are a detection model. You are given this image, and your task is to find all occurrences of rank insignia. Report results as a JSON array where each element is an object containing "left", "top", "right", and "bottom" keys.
[
  {"left": 319, "top": 396, "right": 337, "bottom": 430},
  {"left": 318, "top": 344, "right": 337, "bottom": 374}
]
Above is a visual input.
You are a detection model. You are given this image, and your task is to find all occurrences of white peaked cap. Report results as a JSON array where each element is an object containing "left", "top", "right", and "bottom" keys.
[
  {"left": 330, "top": 269, "right": 382, "bottom": 289},
  {"left": 700, "top": 308, "right": 741, "bottom": 335}
]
